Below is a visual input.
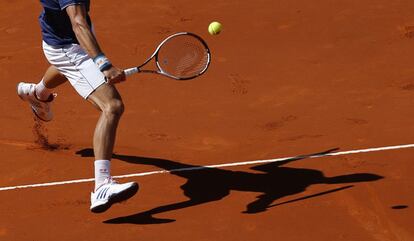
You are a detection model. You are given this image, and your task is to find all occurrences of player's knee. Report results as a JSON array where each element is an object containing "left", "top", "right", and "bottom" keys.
[{"left": 104, "top": 99, "right": 124, "bottom": 117}]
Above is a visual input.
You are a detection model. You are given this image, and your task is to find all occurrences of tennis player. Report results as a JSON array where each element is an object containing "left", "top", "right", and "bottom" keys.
[{"left": 17, "top": 0, "right": 138, "bottom": 213}]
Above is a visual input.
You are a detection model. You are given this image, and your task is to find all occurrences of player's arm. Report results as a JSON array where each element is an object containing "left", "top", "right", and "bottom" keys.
[{"left": 65, "top": 4, "right": 125, "bottom": 84}]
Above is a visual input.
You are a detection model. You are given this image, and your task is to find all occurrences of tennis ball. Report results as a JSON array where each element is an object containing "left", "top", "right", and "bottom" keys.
[{"left": 208, "top": 21, "right": 223, "bottom": 35}]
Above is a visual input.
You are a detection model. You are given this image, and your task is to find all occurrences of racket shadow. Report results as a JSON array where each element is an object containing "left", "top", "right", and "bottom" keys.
[{"left": 75, "top": 148, "right": 383, "bottom": 225}]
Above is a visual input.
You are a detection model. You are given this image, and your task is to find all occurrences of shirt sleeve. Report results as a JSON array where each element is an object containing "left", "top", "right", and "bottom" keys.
[{"left": 59, "top": 0, "right": 87, "bottom": 10}]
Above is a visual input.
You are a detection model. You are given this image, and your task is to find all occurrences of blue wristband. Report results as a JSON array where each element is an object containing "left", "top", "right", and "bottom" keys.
[{"left": 93, "top": 53, "right": 112, "bottom": 72}]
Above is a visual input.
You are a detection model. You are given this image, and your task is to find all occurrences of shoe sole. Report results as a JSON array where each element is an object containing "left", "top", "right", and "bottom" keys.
[
  {"left": 91, "top": 183, "right": 139, "bottom": 213},
  {"left": 17, "top": 82, "right": 52, "bottom": 122}
]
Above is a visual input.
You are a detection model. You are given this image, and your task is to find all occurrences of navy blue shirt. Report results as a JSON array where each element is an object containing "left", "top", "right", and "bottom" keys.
[{"left": 39, "top": 0, "right": 91, "bottom": 46}]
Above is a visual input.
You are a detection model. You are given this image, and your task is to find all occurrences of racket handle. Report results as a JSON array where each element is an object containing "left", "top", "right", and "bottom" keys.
[{"left": 124, "top": 67, "right": 139, "bottom": 76}]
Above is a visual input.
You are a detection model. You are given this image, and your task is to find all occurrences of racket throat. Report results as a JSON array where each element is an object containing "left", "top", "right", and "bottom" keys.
[{"left": 124, "top": 67, "right": 140, "bottom": 76}]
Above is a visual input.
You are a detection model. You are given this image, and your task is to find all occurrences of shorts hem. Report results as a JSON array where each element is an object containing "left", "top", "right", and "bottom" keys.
[{"left": 84, "top": 81, "right": 106, "bottom": 99}]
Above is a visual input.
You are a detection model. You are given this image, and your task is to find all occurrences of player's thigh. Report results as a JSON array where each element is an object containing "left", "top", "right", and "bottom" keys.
[
  {"left": 87, "top": 83, "right": 124, "bottom": 114},
  {"left": 42, "top": 41, "right": 106, "bottom": 99},
  {"left": 42, "top": 41, "right": 124, "bottom": 112}
]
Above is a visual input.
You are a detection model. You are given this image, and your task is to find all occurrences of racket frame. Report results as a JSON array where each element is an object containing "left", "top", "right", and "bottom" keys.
[{"left": 124, "top": 32, "right": 211, "bottom": 80}]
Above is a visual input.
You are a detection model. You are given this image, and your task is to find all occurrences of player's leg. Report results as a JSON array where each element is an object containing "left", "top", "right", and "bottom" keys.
[
  {"left": 17, "top": 65, "right": 67, "bottom": 121},
  {"left": 37, "top": 41, "right": 138, "bottom": 213},
  {"left": 42, "top": 65, "right": 67, "bottom": 89},
  {"left": 86, "top": 85, "right": 138, "bottom": 213},
  {"left": 34, "top": 65, "right": 67, "bottom": 100},
  {"left": 86, "top": 84, "right": 124, "bottom": 160}
]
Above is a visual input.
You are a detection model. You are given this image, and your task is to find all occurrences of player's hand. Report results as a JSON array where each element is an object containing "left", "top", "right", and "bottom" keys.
[{"left": 103, "top": 66, "right": 126, "bottom": 84}]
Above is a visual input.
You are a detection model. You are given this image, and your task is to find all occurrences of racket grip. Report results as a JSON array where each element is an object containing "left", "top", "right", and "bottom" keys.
[{"left": 124, "top": 67, "right": 139, "bottom": 76}]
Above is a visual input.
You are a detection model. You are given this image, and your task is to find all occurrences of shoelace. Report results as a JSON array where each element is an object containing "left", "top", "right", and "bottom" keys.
[
  {"left": 109, "top": 179, "right": 119, "bottom": 184},
  {"left": 95, "top": 178, "right": 118, "bottom": 191}
]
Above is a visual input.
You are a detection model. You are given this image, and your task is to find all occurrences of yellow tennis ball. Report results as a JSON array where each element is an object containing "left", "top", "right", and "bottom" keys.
[{"left": 208, "top": 21, "right": 223, "bottom": 35}]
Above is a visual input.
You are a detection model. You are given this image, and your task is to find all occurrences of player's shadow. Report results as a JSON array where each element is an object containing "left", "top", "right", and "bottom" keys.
[{"left": 76, "top": 148, "right": 383, "bottom": 225}]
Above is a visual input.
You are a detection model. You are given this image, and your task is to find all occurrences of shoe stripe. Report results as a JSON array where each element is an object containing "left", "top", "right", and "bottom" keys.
[
  {"left": 101, "top": 187, "right": 111, "bottom": 199},
  {"left": 96, "top": 187, "right": 108, "bottom": 200},
  {"left": 96, "top": 188, "right": 104, "bottom": 200},
  {"left": 101, "top": 187, "right": 110, "bottom": 199},
  {"left": 98, "top": 187, "right": 106, "bottom": 199}
]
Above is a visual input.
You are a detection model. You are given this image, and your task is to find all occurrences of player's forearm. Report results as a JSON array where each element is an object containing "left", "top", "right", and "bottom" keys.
[
  {"left": 72, "top": 22, "right": 102, "bottom": 58},
  {"left": 66, "top": 4, "right": 118, "bottom": 76},
  {"left": 66, "top": 5, "right": 102, "bottom": 59},
  {"left": 72, "top": 20, "right": 113, "bottom": 73}
]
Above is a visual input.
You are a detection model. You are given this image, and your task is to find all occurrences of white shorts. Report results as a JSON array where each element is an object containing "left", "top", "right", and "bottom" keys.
[{"left": 42, "top": 41, "right": 106, "bottom": 99}]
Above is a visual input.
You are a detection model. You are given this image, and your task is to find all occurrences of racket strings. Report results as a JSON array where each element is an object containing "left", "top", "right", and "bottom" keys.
[{"left": 157, "top": 35, "right": 209, "bottom": 78}]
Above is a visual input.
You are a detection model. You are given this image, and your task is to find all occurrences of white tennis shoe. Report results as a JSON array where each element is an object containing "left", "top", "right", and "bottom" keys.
[
  {"left": 90, "top": 178, "right": 139, "bottom": 213},
  {"left": 17, "top": 82, "right": 54, "bottom": 122}
]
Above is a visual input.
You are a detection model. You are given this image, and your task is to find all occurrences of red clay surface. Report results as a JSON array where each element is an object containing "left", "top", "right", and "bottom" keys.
[{"left": 1, "top": 0, "right": 414, "bottom": 240}]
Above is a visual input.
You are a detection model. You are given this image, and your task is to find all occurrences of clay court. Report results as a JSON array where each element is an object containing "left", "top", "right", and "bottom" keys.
[{"left": 0, "top": 0, "right": 414, "bottom": 240}]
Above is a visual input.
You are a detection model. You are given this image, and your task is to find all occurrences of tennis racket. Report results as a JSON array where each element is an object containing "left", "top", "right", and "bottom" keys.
[{"left": 124, "top": 32, "right": 211, "bottom": 80}]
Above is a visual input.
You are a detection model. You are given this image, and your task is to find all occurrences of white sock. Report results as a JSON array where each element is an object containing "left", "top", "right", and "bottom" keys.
[
  {"left": 35, "top": 79, "right": 52, "bottom": 101},
  {"left": 94, "top": 160, "right": 111, "bottom": 191}
]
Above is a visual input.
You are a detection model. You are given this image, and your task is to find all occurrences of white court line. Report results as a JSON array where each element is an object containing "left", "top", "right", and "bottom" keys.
[{"left": 1, "top": 143, "right": 414, "bottom": 192}]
